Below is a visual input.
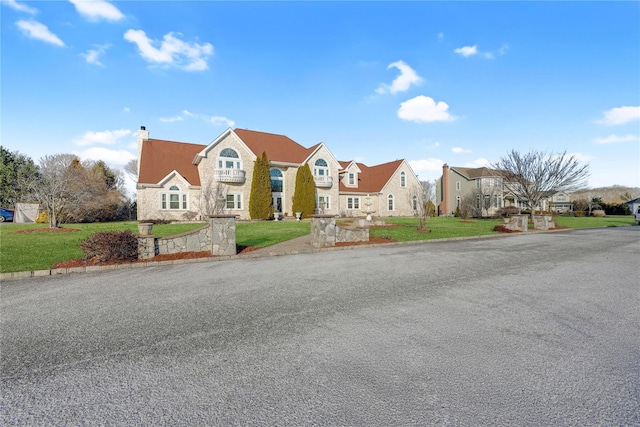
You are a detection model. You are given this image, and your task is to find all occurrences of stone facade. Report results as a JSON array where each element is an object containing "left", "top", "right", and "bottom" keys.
[{"left": 137, "top": 128, "right": 421, "bottom": 222}]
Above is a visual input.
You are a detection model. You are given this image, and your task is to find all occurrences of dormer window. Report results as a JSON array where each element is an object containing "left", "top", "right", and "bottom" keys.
[{"left": 348, "top": 173, "right": 355, "bottom": 186}]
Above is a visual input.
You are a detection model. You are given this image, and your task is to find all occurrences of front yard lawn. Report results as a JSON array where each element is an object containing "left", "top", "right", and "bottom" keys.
[{"left": 0, "top": 216, "right": 634, "bottom": 274}]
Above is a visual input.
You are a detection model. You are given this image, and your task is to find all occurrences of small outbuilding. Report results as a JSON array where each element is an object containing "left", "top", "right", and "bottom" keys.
[
  {"left": 626, "top": 197, "right": 640, "bottom": 224},
  {"left": 14, "top": 203, "right": 40, "bottom": 223}
]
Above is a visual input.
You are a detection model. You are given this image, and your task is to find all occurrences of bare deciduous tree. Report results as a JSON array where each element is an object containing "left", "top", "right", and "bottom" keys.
[
  {"left": 27, "top": 154, "right": 77, "bottom": 227},
  {"left": 124, "top": 158, "right": 138, "bottom": 183},
  {"left": 199, "top": 179, "right": 228, "bottom": 217},
  {"left": 408, "top": 180, "right": 435, "bottom": 230},
  {"left": 492, "top": 149, "right": 589, "bottom": 220}
]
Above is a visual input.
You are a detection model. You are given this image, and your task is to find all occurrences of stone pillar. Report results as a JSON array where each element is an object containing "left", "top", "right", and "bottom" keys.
[
  {"left": 208, "top": 215, "right": 237, "bottom": 256},
  {"left": 513, "top": 214, "right": 529, "bottom": 232},
  {"left": 311, "top": 215, "right": 337, "bottom": 248},
  {"left": 533, "top": 215, "right": 555, "bottom": 230},
  {"left": 138, "top": 236, "right": 156, "bottom": 260}
]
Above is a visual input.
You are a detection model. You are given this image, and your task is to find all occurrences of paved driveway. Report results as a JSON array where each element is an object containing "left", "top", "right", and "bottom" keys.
[{"left": 1, "top": 227, "right": 639, "bottom": 425}]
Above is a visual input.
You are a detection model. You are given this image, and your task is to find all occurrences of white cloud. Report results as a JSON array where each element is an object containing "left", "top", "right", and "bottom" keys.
[
  {"left": 73, "top": 129, "right": 132, "bottom": 146},
  {"left": 81, "top": 44, "right": 110, "bottom": 66},
  {"left": 597, "top": 106, "right": 640, "bottom": 126},
  {"left": 74, "top": 147, "right": 136, "bottom": 167},
  {"left": 594, "top": 134, "right": 638, "bottom": 144},
  {"left": 4, "top": 0, "right": 38, "bottom": 14},
  {"left": 409, "top": 158, "right": 445, "bottom": 173},
  {"left": 210, "top": 116, "right": 235, "bottom": 127},
  {"left": 465, "top": 158, "right": 491, "bottom": 168},
  {"left": 437, "top": 32, "right": 444, "bottom": 41},
  {"left": 455, "top": 43, "right": 508, "bottom": 59},
  {"left": 454, "top": 45, "right": 477, "bottom": 57},
  {"left": 452, "top": 147, "right": 471, "bottom": 154},
  {"left": 69, "top": 0, "right": 124, "bottom": 22},
  {"left": 375, "top": 60, "right": 423, "bottom": 94},
  {"left": 161, "top": 110, "right": 234, "bottom": 127},
  {"left": 160, "top": 115, "right": 183, "bottom": 123},
  {"left": 122, "top": 107, "right": 130, "bottom": 113},
  {"left": 16, "top": 19, "right": 64, "bottom": 46},
  {"left": 566, "top": 152, "right": 594, "bottom": 163},
  {"left": 124, "top": 29, "right": 214, "bottom": 71},
  {"left": 398, "top": 95, "right": 456, "bottom": 123}
]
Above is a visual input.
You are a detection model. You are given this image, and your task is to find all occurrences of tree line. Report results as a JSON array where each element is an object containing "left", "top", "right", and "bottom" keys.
[{"left": 0, "top": 147, "right": 135, "bottom": 227}]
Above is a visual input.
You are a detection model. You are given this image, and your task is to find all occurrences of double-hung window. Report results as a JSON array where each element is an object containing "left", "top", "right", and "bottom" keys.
[
  {"left": 347, "top": 197, "right": 360, "bottom": 210},
  {"left": 161, "top": 185, "right": 188, "bottom": 210},
  {"left": 226, "top": 193, "right": 242, "bottom": 210}
]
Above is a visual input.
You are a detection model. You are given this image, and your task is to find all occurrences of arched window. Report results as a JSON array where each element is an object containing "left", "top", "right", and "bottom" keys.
[
  {"left": 218, "top": 148, "right": 241, "bottom": 170},
  {"left": 161, "top": 185, "right": 188, "bottom": 210},
  {"left": 412, "top": 195, "right": 418, "bottom": 211},
  {"left": 314, "top": 158, "right": 329, "bottom": 178},
  {"left": 270, "top": 168, "right": 283, "bottom": 193},
  {"left": 400, "top": 171, "right": 406, "bottom": 187},
  {"left": 388, "top": 194, "right": 394, "bottom": 211}
]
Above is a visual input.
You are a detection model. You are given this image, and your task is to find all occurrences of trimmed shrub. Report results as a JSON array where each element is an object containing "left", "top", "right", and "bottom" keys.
[
  {"left": 80, "top": 230, "right": 138, "bottom": 263},
  {"left": 592, "top": 210, "right": 606, "bottom": 217},
  {"left": 249, "top": 152, "right": 273, "bottom": 220},
  {"left": 292, "top": 163, "right": 316, "bottom": 219}
]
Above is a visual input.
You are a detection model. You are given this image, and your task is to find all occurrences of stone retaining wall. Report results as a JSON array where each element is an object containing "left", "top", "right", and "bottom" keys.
[
  {"left": 311, "top": 215, "right": 369, "bottom": 248},
  {"left": 137, "top": 215, "right": 237, "bottom": 259}
]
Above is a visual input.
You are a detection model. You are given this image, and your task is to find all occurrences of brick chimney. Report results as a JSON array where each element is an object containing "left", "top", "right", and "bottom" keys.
[{"left": 441, "top": 163, "right": 450, "bottom": 216}]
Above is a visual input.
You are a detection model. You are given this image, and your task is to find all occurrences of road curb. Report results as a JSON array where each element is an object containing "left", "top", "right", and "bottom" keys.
[{"left": 0, "top": 227, "right": 576, "bottom": 281}]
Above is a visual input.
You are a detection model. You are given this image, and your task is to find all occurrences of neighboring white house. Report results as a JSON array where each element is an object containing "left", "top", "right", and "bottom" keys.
[{"left": 136, "top": 127, "right": 421, "bottom": 221}]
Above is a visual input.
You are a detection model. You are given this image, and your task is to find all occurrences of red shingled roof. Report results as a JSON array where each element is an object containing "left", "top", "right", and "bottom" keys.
[
  {"left": 339, "top": 159, "right": 404, "bottom": 193},
  {"left": 234, "top": 129, "right": 316, "bottom": 163},
  {"left": 138, "top": 139, "right": 204, "bottom": 186}
]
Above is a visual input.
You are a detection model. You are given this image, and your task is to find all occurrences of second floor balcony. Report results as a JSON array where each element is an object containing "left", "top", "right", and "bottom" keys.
[
  {"left": 214, "top": 168, "right": 246, "bottom": 183},
  {"left": 314, "top": 175, "right": 333, "bottom": 188}
]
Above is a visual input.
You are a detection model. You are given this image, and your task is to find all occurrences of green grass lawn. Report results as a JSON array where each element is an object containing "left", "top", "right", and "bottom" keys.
[
  {"left": 0, "top": 221, "right": 310, "bottom": 274},
  {"left": 1, "top": 216, "right": 634, "bottom": 274}
]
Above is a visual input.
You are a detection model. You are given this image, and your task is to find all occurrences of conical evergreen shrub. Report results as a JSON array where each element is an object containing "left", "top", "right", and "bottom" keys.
[
  {"left": 249, "top": 152, "right": 273, "bottom": 219},
  {"left": 292, "top": 163, "right": 316, "bottom": 219}
]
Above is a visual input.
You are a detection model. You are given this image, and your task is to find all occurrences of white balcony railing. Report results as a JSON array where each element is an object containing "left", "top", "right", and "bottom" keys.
[
  {"left": 214, "top": 168, "right": 246, "bottom": 183},
  {"left": 314, "top": 175, "right": 333, "bottom": 188}
]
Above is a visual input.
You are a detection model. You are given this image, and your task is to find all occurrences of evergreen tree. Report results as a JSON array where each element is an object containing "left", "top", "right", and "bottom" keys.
[
  {"left": 249, "top": 152, "right": 273, "bottom": 219},
  {"left": 0, "top": 147, "right": 38, "bottom": 207},
  {"left": 292, "top": 163, "right": 316, "bottom": 219}
]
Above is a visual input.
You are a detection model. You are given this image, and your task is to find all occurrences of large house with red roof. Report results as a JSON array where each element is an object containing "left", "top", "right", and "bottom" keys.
[{"left": 136, "top": 127, "right": 421, "bottom": 221}]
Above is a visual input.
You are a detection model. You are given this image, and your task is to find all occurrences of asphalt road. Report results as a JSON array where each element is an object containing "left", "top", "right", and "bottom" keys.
[{"left": 1, "top": 227, "right": 639, "bottom": 426}]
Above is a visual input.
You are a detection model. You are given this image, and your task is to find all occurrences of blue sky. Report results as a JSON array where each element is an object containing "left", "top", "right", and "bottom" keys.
[{"left": 2, "top": 0, "right": 639, "bottom": 196}]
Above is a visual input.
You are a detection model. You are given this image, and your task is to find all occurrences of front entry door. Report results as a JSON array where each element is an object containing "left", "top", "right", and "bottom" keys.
[{"left": 273, "top": 195, "right": 282, "bottom": 213}]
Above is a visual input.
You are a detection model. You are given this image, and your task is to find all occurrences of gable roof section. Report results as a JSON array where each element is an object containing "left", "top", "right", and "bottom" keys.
[
  {"left": 339, "top": 159, "right": 404, "bottom": 193},
  {"left": 234, "top": 129, "right": 315, "bottom": 164},
  {"left": 138, "top": 139, "right": 204, "bottom": 186},
  {"left": 451, "top": 166, "right": 499, "bottom": 180}
]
